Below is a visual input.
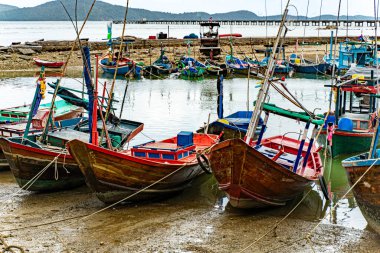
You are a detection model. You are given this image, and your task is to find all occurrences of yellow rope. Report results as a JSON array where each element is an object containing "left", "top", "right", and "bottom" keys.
[{"left": 0, "top": 236, "right": 25, "bottom": 253}]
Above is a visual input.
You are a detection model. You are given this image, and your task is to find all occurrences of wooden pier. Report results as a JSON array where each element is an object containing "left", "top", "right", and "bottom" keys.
[{"left": 114, "top": 19, "right": 378, "bottom": 27}]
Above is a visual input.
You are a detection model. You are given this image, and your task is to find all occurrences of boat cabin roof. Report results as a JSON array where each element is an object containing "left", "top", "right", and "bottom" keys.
[
  {"left": 262, "top": 103, "right": 324, "bottom": 125},
  {"left": 199, "top": 22, "right": 220, "bottom": 27},
  {"left": 341, "top": 112, "right": 370, "bottom": 121},
  {"left": 47, "top": 128, "right": 90, "bottom": 143}
]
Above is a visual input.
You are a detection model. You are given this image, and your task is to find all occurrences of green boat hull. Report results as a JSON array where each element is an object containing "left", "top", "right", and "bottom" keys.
[
  {"left": 318, "top": 130, "right": 375, "bottom": 158},
  {"left": 0, "top": 100, "right": 81, "bottom": 123}
]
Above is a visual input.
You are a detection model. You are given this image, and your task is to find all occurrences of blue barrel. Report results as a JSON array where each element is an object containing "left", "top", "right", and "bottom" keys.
[
  {"left": 323, "top": 115, "right": 335, "bottom": 128},
  {"left": 338, "top": 118, "right": 354, "bottom": 131}
]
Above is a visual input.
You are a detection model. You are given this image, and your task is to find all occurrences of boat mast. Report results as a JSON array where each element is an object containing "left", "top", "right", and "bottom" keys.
[
  {"left": 245, "top": 0, "right": 290, "bottom": 144},
  {"left": 22, "top": 67, "right": 45, "bottom": 141},
  {"left": 369, "top": 0, "right": 379, "bottom": 158},
  {"left": 39, "top": 0, "right": 97, "bottom": 142}
]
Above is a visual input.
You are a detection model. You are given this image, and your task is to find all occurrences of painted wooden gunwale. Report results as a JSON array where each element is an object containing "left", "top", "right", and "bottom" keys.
[
  {"left": 0, "top": 138, "right": 83, "bottom": 191},
  {"left": 209, "top": 137, "right": 323, "bottom": 209},
  {"left": 342, "top": 155, "right": 380, "bottom": 235},
  {"left": 67, "top": 134, "right": 218, "bottom": 203}
]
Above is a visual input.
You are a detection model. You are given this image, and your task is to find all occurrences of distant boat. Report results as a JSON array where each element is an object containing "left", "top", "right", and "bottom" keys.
[
  {"left": 99, "top": 56, "right": 143, "bottom": 77},
  {"left": 219, "top": 33, "right": 242, "bottom": 38},
  {"left": 244, "top": 45, "right": 293, "bottom": 75},
  {"left": 144, "top": 49, "right": 174, "bottom": 76},
  {"left": 178, "top": 57, "right": 206, "bottom": 78},
  {"left": 225, "top": 55, "right": 259, "bottom": 76},
  {"left": 289, "top": 54, "right": 330, "bottom": 74},
  {"left": 199, "top": 21, "right": 221, "bottom": 57},
  {"left": 100, "top": 22, "right": 143, "bottom": 78},
  {"left": 324, "top": 38, "right": 380, "bottom": 71},
  {"left": 33, "top": 58, "right": 65, "bottom": 68}
]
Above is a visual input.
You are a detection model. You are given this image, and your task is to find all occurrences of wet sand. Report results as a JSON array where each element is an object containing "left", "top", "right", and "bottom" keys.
[
  {"left": 0, "top": 171, "right": 379, "bottom": 252},
  {"left": 1, "top": 38, "right": 379, "bottom": 252},
  {"left": 0, "top": 43, "right": 329, "bottom": 78}
]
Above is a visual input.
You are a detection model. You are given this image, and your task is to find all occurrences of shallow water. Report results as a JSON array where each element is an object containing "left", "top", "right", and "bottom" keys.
[
  {"left": 0, "top": 21, "right": 375, "bottom": 46},
  {"left": 0, "top": 74, "right": 370, "bottom": 232}
]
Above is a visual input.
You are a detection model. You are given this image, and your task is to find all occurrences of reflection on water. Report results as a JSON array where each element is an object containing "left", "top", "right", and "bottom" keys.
[{"left": 0, "top": 75, "right": 368, "bottom": 229}]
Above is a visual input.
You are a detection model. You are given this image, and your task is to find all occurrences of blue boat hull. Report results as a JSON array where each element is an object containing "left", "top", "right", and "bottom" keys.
[
  {"left": 100, "top": 59, "right": 142, "bottom": 77},
  {"left": 198, "top": 111, "right": 262, "bottom": 140},
  {"left": 290, "top": 63, "right": 330, "bottom": 74}
]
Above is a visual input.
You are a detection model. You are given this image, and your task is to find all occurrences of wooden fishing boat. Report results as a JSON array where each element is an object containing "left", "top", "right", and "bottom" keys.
[
  {"left": 178, "top": 57, "right": 206, "bottom": 78},
  {"left": 99, "top": 56, "right": 143, "bottom": 77},
  {"left": 0, "top": 100, "right": 83, "bottom": 124},
  {"left": 0, "top": 117, "right": 144, "bottom": 191},
  {"left": 0, "top": 126, "right": 84, "bottom": 191},
  {"left": 209, "top": 102, "right": 325, "bottom": 208},
  {"left": 144, "top": 49, "right": 173, "bottom": 76},
  {"left": 317, "top": 72, "right": 380, "bottom": 157},
  {"left": 0, "top": 151, "right": 8, "bottom": 170},
  {"left": 199, "top": 21, "right": 221, "bottom": 57},
  {"left": 225, "top": 55, "right": 259, "bottom": 76},
  {"left": 219, "top": 33, "right": 242, "bottom": 38},
  {"left": 33, "top": 58, "right": 65, "bottom": 68},
  {"left": 67, "top": 132, "right": 218, "bottom": 203},
  {"left": 204, "top": 59, "right": 230, "bottom": 76},
  {"left": 210, "top": 136, "right": 323, "bottom": 208},
  {"left": 209, "top": 4, "right": 327, "bottom": 209},
  {"left": 289, "top": 54, "right": 330, "bottom": 74},
  {"left": 0, "top": 46, "right": 144, "bottom": 191},
  {"left": 341, "top": 154, "right": 380, "bottom": 235},
  {"left": 244, "top": 46, "right": 293, "bottom": 75},
  {"left": 0, "top": 73, "right": 83, "bottom": 170},
  {"left": 100, "top": 24, "right": 143, "bottom": 78}
]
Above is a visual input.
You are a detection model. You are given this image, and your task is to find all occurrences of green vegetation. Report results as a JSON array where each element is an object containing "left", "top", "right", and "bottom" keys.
[{"left": 0, "top": 0, "right": 374, "bottom": 21}]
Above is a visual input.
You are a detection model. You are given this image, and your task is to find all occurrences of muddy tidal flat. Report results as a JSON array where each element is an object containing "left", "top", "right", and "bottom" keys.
[
  {"left": 0, "top": 35, "right": 380, "bottom": 252},
  {"left": 0, "top": 170, "right": 379, "bottom": 253}
]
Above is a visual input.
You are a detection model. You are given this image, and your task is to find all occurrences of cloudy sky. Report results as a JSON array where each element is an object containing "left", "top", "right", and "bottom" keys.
[{"left": 0, "top": 0, "right": 376, "bottom": 17}]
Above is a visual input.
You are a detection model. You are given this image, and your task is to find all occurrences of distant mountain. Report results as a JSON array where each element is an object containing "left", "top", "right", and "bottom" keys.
[
  {"left": 0, "top": 0, "right": 374, "bottom": 21},
  {"left": 0, "top": 4, "right": 18, "bottom": 13}
]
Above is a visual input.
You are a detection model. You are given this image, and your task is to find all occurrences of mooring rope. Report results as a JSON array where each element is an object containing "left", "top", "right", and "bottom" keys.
[
  {"left": 259, "top": 157, "right": 379, "bottom": 253},
  {"left": 0, "top": 150, "right": 66, "bottom": 204},
  {"left": 0, "top": 144, "right": 217, "bottom": 233},
  {"left": 0, "top": 236, "right": 25, "bottom": 253}
]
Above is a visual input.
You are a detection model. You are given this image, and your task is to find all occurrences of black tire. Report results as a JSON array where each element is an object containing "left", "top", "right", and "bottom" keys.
[
  {"left": 318, "top": 175, "right": 330, "bottom": 201},
  {"left": 196, "top": 153, "right": 212, "bottom": 174}
]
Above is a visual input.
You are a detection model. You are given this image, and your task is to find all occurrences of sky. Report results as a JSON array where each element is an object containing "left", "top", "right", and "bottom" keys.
[{"left": 0, "top": 0, "right": 376, "bottom": 17}]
